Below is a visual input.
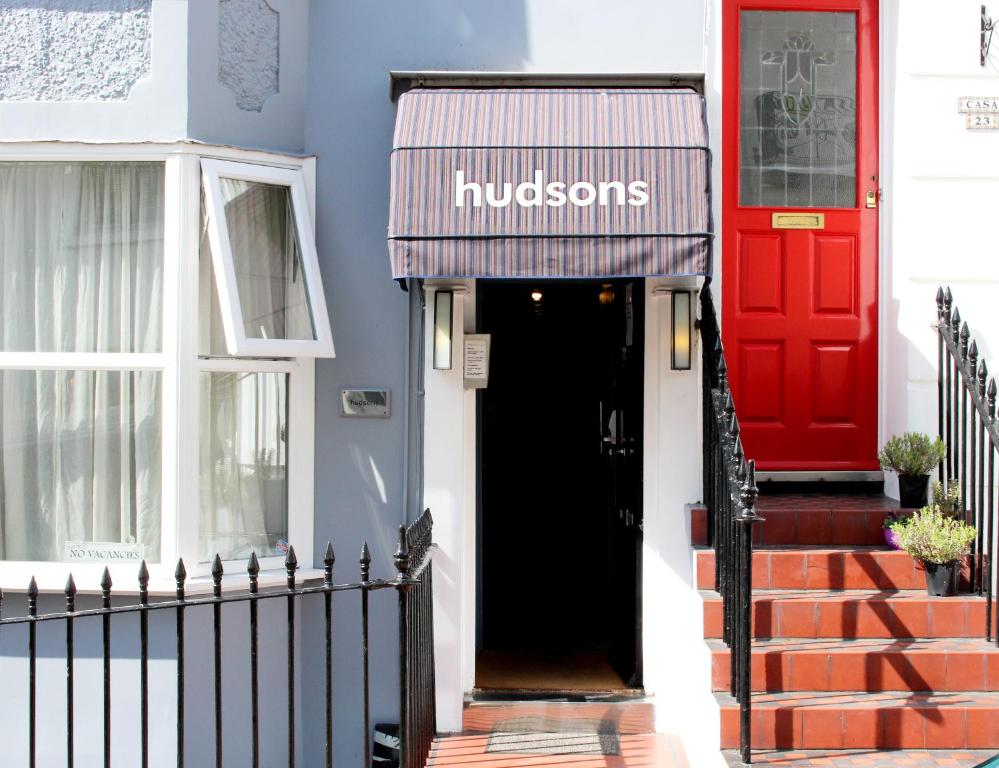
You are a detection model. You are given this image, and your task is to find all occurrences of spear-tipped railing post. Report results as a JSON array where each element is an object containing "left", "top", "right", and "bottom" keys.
[
  {"left": 211, "top": 555, "right": 224, "bottom": 768},
  {"left": 737, "top": 460, "right": 762, "bottom": 765},
  {"left": 28, "top": 576, "right": 38, "bottom": 768},
  {"left": 395, "top": 525, "right": 413, "bottom": 768},
  {"left": 323, "top": 541, "right": 335, "bottom": 768},
  {"left": 65, "top": 574, "right": 77, "bottom": 768},
  {"left": 285, "top": 546, "right": 298, "bottom": 768},
  {"left": 247, "top": 552, "right": 260, "bottom": 768},
  {"left": 100, "top": 568, "right": 112, "bottom": 768},
  {"left": 360, "top": 542, "right": 372, "bottom": 768}
]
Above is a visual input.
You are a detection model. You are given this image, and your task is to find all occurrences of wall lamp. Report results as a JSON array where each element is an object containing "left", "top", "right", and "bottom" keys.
[
  {"left": 671, "top": 290, "right": 692, "bottom": 370},
  {"left": 433, "top": 290, "right": 454, "bottom": 370}
]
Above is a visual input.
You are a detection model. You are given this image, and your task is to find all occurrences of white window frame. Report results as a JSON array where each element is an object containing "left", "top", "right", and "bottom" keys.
[
  {"left": 0, "top": 145, "right": 321, "bottom": 591},
  {"left": 200, "top": 159, "right": 335, "bottom": 359}
]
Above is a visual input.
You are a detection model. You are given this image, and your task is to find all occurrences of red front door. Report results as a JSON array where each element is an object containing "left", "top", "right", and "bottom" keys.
[{"left": 722, "top": 0, "right": 879, "bottom": 471}]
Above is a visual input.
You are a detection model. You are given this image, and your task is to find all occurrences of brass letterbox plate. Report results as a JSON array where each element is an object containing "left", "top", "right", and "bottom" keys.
[{"left": 771, "top": 212, "right": 825, "bottom": 230}]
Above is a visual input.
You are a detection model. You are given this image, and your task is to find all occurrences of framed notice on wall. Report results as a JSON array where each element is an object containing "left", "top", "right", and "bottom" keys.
[{"left": 463, "top": 334, "right": 491, "bottom": 389}]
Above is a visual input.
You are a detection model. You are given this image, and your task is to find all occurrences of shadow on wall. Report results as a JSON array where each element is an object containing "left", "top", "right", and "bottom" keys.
[{"left": 303, "top": 2, "right": 529, "bottom": 767}]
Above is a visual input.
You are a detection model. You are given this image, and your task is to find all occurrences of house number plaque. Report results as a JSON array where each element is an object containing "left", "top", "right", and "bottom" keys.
[{"left": 958, "top": 96, "right": 999, "bottom": 129}]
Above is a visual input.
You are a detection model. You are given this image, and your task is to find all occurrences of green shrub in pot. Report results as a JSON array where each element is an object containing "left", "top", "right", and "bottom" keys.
[
  {"left": 890, "top": 505, "right": 976, "bottom": 596},
  {"left": 931, "top": 480, "right": 963, "bottom": 518},
  {"left": 878, "top": 433, "right": 946, "bottom": 508}
]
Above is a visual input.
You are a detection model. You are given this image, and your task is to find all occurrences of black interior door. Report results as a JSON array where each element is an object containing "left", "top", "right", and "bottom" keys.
[{"left": 600, "top": 282, "right": 644, "bottom": 686}]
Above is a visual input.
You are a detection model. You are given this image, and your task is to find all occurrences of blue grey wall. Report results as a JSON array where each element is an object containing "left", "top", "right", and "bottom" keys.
[{"left": 302, "top": 1, "right": 706, "bottom": 763}]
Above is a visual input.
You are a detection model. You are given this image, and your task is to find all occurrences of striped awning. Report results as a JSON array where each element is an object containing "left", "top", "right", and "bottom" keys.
[{"left": 387, "top": 88, "right": 712, "bottom": 280}]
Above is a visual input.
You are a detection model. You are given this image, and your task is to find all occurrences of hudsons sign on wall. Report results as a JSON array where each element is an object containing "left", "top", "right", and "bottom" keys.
[{"left": 387, "top": 88, "right": 712, "bottom": 279}]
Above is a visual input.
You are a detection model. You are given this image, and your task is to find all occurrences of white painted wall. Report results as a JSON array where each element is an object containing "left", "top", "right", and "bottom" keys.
[
  {"left": 0, "top": 0, "right": 186, "bottom": 141},
  {"left": 882, "top": 0, "right": 999, "bottom": 474},
  {"left": 643, "top": 280, "right": 727, "bottom": 768},
  {"left": 0, "top": 0, "right": 308, "bottom": 151}
]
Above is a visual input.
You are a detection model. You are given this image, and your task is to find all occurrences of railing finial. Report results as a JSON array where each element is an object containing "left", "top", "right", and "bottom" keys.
[
  {"left": 360, "top": 542, "right": 371, "bottom": 583},
  {"left": 936, "top": 286, "right": 945, "bottom": 320},
  {"left": 138, "top": 561, "right": 149, "bottom": 604},
  {"left": 27, "top": 576, "right": 38, "bottom": 616},
  {"left": 960, "top": 320, "right": 971, "bottom": 358},
  {"left": 285, "top": 546, "right": 298, "bottom": 590},
  {"left": 988, "top": 377, "right": 997, "bottom": 417},
  {"left": 979, "top": 360, "right": 989, "bottom": 397},
  {"left": 724, "top": 389, "right": 735, "bottom": 421},
  {"left": 65, "top": 573, "right": 77, "bottom": 612},
  {"left": 969, "top": 339, "right": 979, "bottom": 370},
  {"left": 211, "top": 554, "right": 224, "bottom": 598},
  {"left": 247, "top": 552, "right": 260, "bottom": 594},
  {"left": 739, "top": 459, "right": 760, "bottom": 520},
  {"left": 175, "top": 559, "right": 187, "bottom": 599},
  {"left": 101, "top": 567, "right": 113, "bottom": 595},
  {"left": 324, "top": 541, "right": 335, "bottom": 586},
  {"left": 394, "top": 524, "right": 412, "bottom": 581},
  {"left": 944, "top": 286, "right": 953, "bottom": 313},
  {"left": 952, "top": 307, "right": 962, "bottom": 343}
]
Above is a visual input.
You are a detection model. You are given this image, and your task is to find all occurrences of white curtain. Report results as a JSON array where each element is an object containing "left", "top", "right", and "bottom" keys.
[
  {"left": 0, "top": 163, "right": 164, "bottom": 562},
  {"left": 199, "top": 371, "right": 287, "bottom": 562}
]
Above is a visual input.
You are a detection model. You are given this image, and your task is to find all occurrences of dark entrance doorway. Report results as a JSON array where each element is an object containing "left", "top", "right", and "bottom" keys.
[{"left": 476, "top": 280, "right": 644, "bottom": 693}]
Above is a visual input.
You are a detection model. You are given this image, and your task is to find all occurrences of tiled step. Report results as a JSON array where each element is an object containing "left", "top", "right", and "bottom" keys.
[
  {"left": 702, "top": 590, "right": 995, "bottom": 639},
  {"left": 695, "top": 547, "right": 973, "bottom": 591},
  {"left": 709, "top": 638, "right": 999, "bottom": 693},
  {"left": 428, "top": 732, "right": 690, "bottom": 767},
  {"left": 724, "top": 749, "right": 999, "bottom": 767},
  {"left": 461, "top": 699, "right": 655, "bottom": 735},
  {"left": 691, "top": 495, "right": 904, "bottom": 547},
  {"left": 717, "top": 690, "right": 999, "bottom": 749}
]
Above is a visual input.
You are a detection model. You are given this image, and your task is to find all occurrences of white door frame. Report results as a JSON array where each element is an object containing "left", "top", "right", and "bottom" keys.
[{"left": 422, "top": 277, "right": 711, "bottom": 736}]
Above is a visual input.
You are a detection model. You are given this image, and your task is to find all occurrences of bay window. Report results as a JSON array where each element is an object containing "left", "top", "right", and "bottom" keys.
[{"left": 0, "top": 148, "right": 328, "bottom": 587}]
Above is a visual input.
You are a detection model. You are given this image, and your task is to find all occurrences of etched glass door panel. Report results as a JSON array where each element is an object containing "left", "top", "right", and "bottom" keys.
[{"left": 740, "top": 11, "right": 857, "bottom": 208}]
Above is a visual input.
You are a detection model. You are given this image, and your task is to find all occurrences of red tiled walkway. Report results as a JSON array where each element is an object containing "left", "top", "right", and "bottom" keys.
[
  {"left": 427, "top": 733, "right": 689, "bottom": 768},
  {"left": 725, "top": 749, "right": 998, "bottom": 766}
]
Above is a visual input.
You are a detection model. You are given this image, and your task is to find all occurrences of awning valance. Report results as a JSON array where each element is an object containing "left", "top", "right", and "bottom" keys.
[{"left": 387, "top": 88, "right": 712, "bottom": 280}]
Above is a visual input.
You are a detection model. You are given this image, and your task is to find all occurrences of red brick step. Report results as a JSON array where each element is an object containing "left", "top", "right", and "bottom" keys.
[
  {"left": 691, "top": 495, "right": 905, "bottom": 547},
  {"left": 717, "top": 690, "right": 999, "bottom": 750},
  {"left": 696, "top": 547, "right": 972, "bottom": 591},
  {"left": 702, "top": 590, "right": 995, "bottom": 639},
  {"left": 709, "top": 638, "right": 999, "bottom": 693}
]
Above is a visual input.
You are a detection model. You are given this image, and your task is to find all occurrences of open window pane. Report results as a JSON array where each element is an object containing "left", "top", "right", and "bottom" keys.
[
  {"left": 201, "top": 160, "right": 334, "bottom": 358},
  {"left": 0, "top": 370, "right": 162, "bottom": 562},
  {"left": 220, "top": 178, "right": 315, "bottom": 341},
  {"left": 199, "top": 371, "right": 289, "bottom": 562},
  {"left": 0, "top": 162, "right": 164, "bottom": 353}
]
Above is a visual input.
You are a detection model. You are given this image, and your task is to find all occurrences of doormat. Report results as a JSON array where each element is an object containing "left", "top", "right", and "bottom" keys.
[{"left": 485, "top": 732, "right": 621, "bottom": 756}]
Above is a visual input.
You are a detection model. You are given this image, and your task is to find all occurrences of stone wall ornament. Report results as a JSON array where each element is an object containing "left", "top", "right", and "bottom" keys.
[{"left": 218, "top": 0, "right": 279, "bottom": 113}]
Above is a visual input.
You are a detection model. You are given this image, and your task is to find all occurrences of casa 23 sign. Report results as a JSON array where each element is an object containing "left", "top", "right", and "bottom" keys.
[
  {"left": 958, "top": 96, "right": 999, "bottom": 130},
  {"left": 454, "top": 170, "right": 650, "bottom": 209}
]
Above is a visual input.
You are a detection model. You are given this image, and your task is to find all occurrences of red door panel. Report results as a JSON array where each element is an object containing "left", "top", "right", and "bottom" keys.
[{"left": 722, "top": 0, "right": 879, "bottom": 471}]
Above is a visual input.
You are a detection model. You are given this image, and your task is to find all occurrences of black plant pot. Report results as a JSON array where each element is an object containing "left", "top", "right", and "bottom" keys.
[
  {"left": 923, "top": 560, "right": 960, "bottom": 597},
  {"left": 897, "top": 473, "right": 930, "bottom": 508}
]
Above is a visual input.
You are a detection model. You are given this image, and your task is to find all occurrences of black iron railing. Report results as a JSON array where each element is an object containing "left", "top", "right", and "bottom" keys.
[
  {"left": 0, "top": 508, "right": 437, "bottom": 768},
  {"left": 699, "top": 283, "right": 763, "bottom": 765},
  {"left": 936, "top": 288, "right": 997, "bottom": 643}
]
